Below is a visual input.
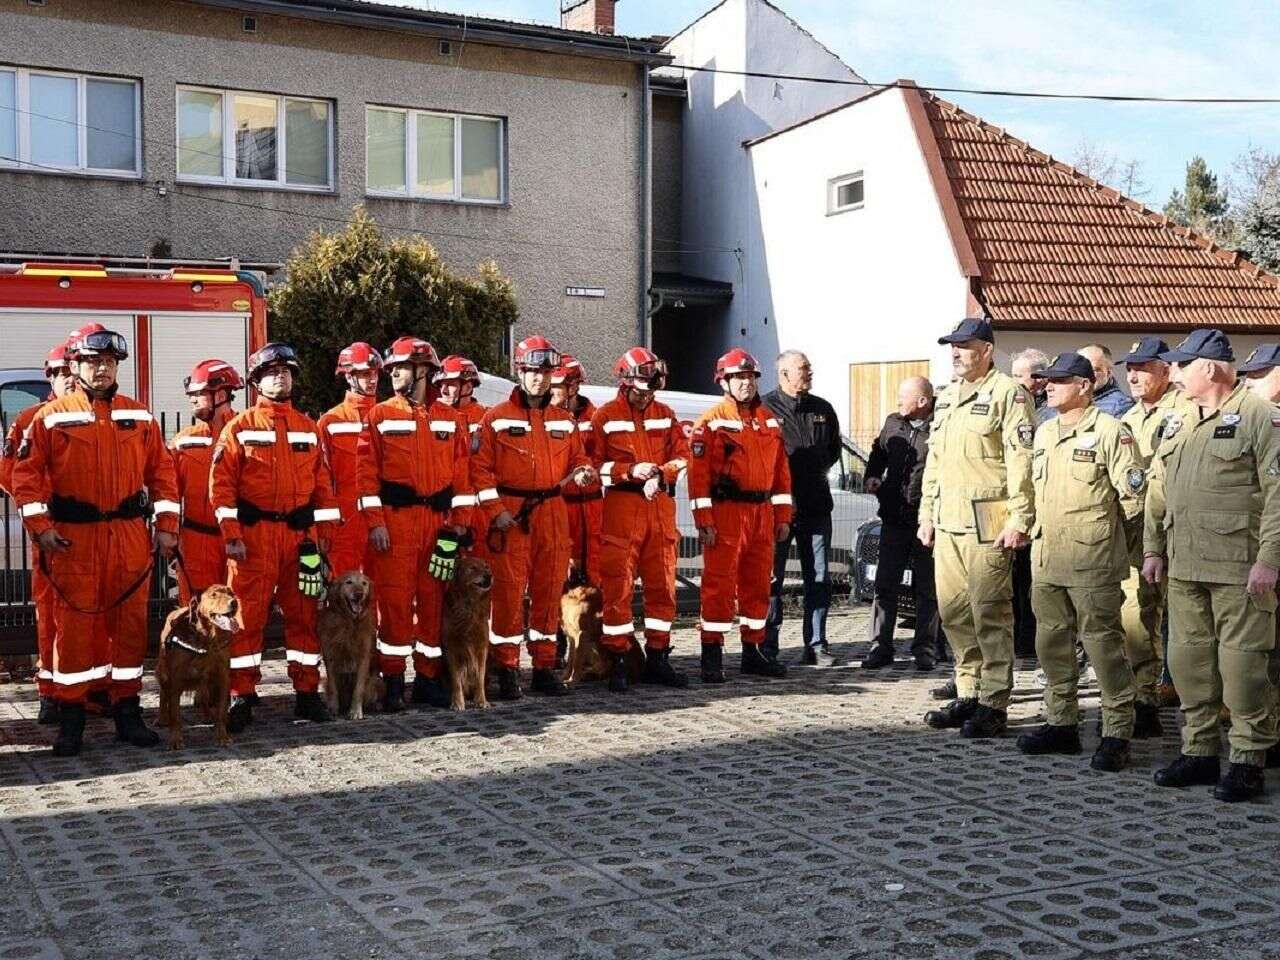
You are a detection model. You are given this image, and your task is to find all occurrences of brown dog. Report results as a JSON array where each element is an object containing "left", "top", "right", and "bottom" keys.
[
  {"left": 156, "top": 585, "right": 240, "bottom": 750},
  {"left": 561, "top": 584, "right": 644, "bottom": 685},
  {"left": 318, "top": 571, "right": 379, "bottom": 720},
  {"left": 443, "top": 556, "right": 493, "bottom": 710}
]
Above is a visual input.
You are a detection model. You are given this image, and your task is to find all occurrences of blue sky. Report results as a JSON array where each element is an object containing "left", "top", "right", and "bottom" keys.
[{"left": 394, "top": 0, "right": 1280, "bottom": 208}]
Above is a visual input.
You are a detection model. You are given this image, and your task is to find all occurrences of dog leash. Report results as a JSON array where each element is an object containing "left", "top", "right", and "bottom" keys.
[{"left": 40, "top": 547, "right": 157, "bottom": 616}]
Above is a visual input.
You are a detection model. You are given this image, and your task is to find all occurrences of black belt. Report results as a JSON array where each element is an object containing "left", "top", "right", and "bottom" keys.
[
  {"left": 181, "top": 516, "right": 221, "bottom": 537},
  {"left": 236, "top": 500, "right": 314, "bottom": 531},
  {"left": 50, "top": 492, "right": 150, "bottom": 524},
  {"left": 497, "top": 485, "right": 562, "bottom": 534},
  {"left": 380, "top": 480, "right": 453, "bottom": 512},
  {"left": 606, "top": 481, "right": 671, "bottom": 498},
  {"left": 710, "top": 481, "right": 770, "bottom": 505},
  {"left": 563, "top": 489, "right": 603, "bottom": 504}
]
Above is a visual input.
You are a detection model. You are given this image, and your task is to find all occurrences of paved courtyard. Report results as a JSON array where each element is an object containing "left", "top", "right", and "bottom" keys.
[{"left": 2, "top": 608, "right": 1279, "bottom": 960}]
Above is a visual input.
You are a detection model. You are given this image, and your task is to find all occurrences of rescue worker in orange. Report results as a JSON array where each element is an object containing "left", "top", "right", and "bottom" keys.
[
  {"left": 12, "top": 325, "right": 180, "bottom": 756},
  {"left": 318, "top": 342, "right": 382, "bottom": 578},
  {"left": 171, "top": 359, "right": 243, "bottom": 606},
  {"left": 210, "top": 343, "right": 341, "bottom": 731},
  {"left": 358, "top": 337, "right": 473, "bottom": 712},
  {"left": 591, "top": 347, "right": 690, "bottom": 691},
  {"left": 472, "top": 335, "right": 597, "bottom": 700},
  {"left": 435, "top": 354, "right": 490, "bottom": 553},
  {"left": 551, "top": 355, "right": 602, "bottom": 586},
  {"left": 0, "top": 342, "right": 78, "bottom": 725},
  {"left": 689, "top": 348, "right": 792, "bottom": 682}
]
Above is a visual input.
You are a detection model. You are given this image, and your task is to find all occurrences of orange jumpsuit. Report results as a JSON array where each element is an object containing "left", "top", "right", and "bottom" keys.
[
  {"left": 592, "top": 391, "right": 690, "bottom": 652},
  {"left": 12, "top": 391, "right": 179, "bottom": 703},
  {"left": 689, "top": 397, "right": 793, "bottom": 648},
  {"left": 318, "top": 392, "right": 376, "bottom": 578},
  {"left": 563, "top": 397, "right": 602, "bottom": 584},
  {"left": 357, "top": 396, "right": 472, "bottom": 679},
  {"left": 472, "top": 388, "right": 590, "bottom": 669},
  {"left": 210, "top": 398, "right": 340, "bottom": 697},
  {"left": 171, "top": 420, "right": 227, "bottom": 605},
  {"left": 455, "top": 399, "right": 490, "bottom": 554}
]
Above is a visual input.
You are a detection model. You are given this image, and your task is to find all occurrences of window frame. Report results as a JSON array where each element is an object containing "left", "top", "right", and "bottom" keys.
[
  {"left": 827, "top": 171, "right": 865, "bottom": 216},
  {"left": 175, "top": 84, "right": 335, "bottom": 192},
  {"left": 0, "top": 65, "right": 142, "bottom": 179},
  {"left": 364, "top": 104, "right": 506, "bottom": 205}
]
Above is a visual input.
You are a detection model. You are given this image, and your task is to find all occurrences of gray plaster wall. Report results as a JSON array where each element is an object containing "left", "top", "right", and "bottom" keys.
[{"left": 0, "top": 0, "right": 647, "bottom": 377}]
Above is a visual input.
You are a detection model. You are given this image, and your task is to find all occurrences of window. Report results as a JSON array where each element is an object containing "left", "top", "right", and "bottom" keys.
[
  {"left": 0, "top": 66, "right": 140, "bottom": 176},
  {"left": 366, "top": 106, "right": 504, "bottom": 203},
  {"left": 828, "top": 172, "right": 864, "bottom": 215},
  {"left": 176, "top": 86, "right": 332, "bottom": 190}
]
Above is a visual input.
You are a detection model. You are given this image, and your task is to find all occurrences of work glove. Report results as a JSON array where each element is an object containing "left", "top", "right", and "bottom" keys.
[
  {"left": 643, "top": 475, "right": 661, "bottom": 500},
  {"left": 297, "top": 540, "right": 326, "bottom": 599},
  {"left": 429, "top": 529, "right": 460, "bottom": 581}
]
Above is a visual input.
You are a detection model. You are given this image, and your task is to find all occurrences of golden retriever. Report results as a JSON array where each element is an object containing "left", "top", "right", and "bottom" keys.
[
  {"left": 318, "top": 571, "right": 379, "bottom": 719},
  {"left": 156, "top": 585, "right": 240, "bottom": 750},
  {"left": 561, "top": 584, "right": 644, "bottom": 685},
  {"left": 443, "top": 556, "right": 493, "bottom": 710}
]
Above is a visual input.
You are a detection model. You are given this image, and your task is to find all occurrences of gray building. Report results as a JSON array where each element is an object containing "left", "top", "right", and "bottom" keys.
[{"left": 0, "top": 0, "right": 667, "bottom": 378}]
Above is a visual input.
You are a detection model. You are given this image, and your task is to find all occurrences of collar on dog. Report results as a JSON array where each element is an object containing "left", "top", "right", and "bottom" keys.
[{"left": 165, "top": 635, "right": 209, "bottom": 656}]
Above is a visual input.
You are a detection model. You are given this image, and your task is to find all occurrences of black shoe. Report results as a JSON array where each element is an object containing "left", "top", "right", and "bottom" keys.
[
  {"left": 931, "top": 679, "right": 958, "bottom": 701},
  {"left": 294, "top": 691, "right": 333, "bottom": 723},
  {"left": 1091, "top": 737, "right": 1131, "bottom": 772},
  {"left": 382, "top": 674, "right": 406, "bottom": 714},
  {"left": 804, "top": 644, "right": 839, "bottom": 667},
  {"left": 86, "top": 687, "right": 113, "bottom": 718},
  {"left": 51, "top": 702, "right": 86, "bottom": 757},
  {"left": 960, "top": 705, "right": 1007, "bottom": 739},
  {"left": 1214, "top": 762, "right": 1266, "bottom": 803},
  {"left": 1133, "top": 702, "right": 1163, "bottom": 739},
  {"left": 496, "top": 667, "right": 523, "bottom": 701},
  {"left": 555, "top": 630, "right": 568, "bottom": 670},
  {"left": 1016, "top": 723, "right": 1082, "bottom": 756},
  {"left": 410, "top": 674, "right": 450, "bottom": 709},
  {"left": 530, "top": 668, "right": 569, "bottom": 696},
  {"left": 113, "top": 696, "right": 160, "bottom": 748},
  {"left": 1154, "top": 754, "right": 1220, "bottom": 788},
  {"left": 741, "top": 644, "right": 786, "bottom": 678},
  {"left": 913, "top": 652, "right": 936, "bottom": 672},
  {"left": 1266, "top": 741, "right": 1280, "bottom": 769},
  {"left": 924, "top": 697, "right": 978, "bottom": 730},
  {"left": 608, "top": 653, "right": 629, "bottom": 693},
  {"left": 37, "top": 697, "right": 61, "bottom": 725},
  {"left": 227, "top": 696, "right": 254, "bottom": 734},
  {"left": 701, "top": 644, "right": 725, "bottom": 684},
  {"left": 861, "top": 645, "right": 894, "bottom": 669},
  {"left": 644, "top": 647, "right": 688, "bottom": 688}
]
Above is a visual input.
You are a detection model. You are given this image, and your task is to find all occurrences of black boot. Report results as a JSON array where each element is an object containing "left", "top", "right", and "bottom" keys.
[
  {"left": 294, "top": 691, "right": 333, "bottom": 722},
  {"left": 1267, "top": 741, "right": 1280, "bottom": 769},
  {"left": 227, "top": 696, "right": 254, "bottom": 734},
  {"left": 37, "top": 697, "right": 61, "bottom": 725},
  {"left": 701, "top": 644, "right": 725, "bottom": 684},
  {"left": 1214, "top": 762, "right": 1266, "bottom": 802},
  {"left": 530, "top": 667, "right": 569, "bottom": 697},
  {"left": 1154, "top": 754, "right": 1220, "bottom": 788},
  {"left": 113, "top": 696, "right": 160, "bottom": 748},
  {"left": 1016, "top": 723, "right": 1082, "bottom": 756},
  {"left": 644, "top": 646, "right": 688, "bottom": 688},
  {"left": 924, "top": 697, "right": 977, "bottom": 730},
  {"left": 86, "top": 687, "right": 113, "bottom": 717},
  {"left": 608, "top": 653, "right": 629, "bottom": 693},
  {"left": 931, "top": 678, "right": 958, "bottom": 701},
  {"left": 1132, "top": 702, "right": 1163, "bottom": 739},
  {"left": 960, "top": 704, "right": 1007, "bottom": 739},
  {"left": 861, "top": 645, "right": 894, "bottom": 669},
  {"left": 410, "top": 674, "right": 450, "bottom": 709},
  {"left": 382, "top": 674, "right": 406, "bottom": 714},
  {"left": 496, "top": 667, "right": 523, "bottom": 701},
  {"left": 51, "top": 702, "right": 86, "bottom": 757},
  {"left": 1091, "top": 737, "right": 1131, "bottom": 772},
  {"left": 741, "top": 644, "right": 786, "bottom": 678}
]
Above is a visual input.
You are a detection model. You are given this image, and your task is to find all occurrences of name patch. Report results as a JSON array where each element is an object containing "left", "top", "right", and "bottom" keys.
[
  {"left": 1213, "top": 425, "right": 1237, "bottom": 439},
  {"left": 971, "top": 404, "right": 990, "bottom": 416},
  {"left": 1072, "top": 449, "right": 1097, "bottom": 462}
]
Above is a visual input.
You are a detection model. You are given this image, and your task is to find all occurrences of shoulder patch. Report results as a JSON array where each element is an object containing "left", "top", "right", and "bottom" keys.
[
  {"left": 1126, "top": 467, "right": 1146, "bottom": 492},
  {"left": 1017, "top": 423, "right": 1034, "bottom": 448},
  {"left": 1119, "top": 428, "right": 1134, "bottom": 446}
]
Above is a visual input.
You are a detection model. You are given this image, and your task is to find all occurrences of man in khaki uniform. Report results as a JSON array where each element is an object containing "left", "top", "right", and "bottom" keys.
[
  {"left": 1016, "top": 353, "right": 1144, "bottom": 771},
  {"left": 919, "top": 317, "right": 1036, "bottom": 738},
  {"left": 1144, "top": 329, "right": 1280, "bottom": 803}
]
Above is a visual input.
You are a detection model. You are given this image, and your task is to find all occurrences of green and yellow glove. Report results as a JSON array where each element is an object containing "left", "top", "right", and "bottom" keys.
[
  {"left": 298, "top": 540, "right": 326, "bottom": 598},
  {"left": 429, "top": 530, "right": 460, "bottom": 581}
]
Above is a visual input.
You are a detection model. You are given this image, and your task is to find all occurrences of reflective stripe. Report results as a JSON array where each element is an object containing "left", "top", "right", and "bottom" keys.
[
  {"left": 377, "top": 640, "right": 412, "bottom": 657},
  {"left": 602, "top": 621, "right": 635, "bottom": 636},
  {"left": 601, "top": 475, "right": 613, "bottom": 488},
  {"left": 601, "top": 461, "right": 616, "bottom": 476},
  {"left": 477, "top": 488, "right": 499, "bottom": 503},
  {"left": 51, "top": 663, "right": 111, "bottom": 686},
  {"left": 578, "top": 422, "right": 592, "bottom": 432},
  {"left": 326, "top": 422, "right": 363, "bottom": 435},
  {"left": 46, "top": 411, "right": 93, "bottom": 428},
  {"left": 414, "top": 642, "right": 443, "bottom": 659},
  {"left": 771, "top": 494, "right": 793, "bottom": 506},
  {"left": 544, "top": 421, "right": 574, "bottom": 435},
  {"left": 377, "top": 419, "right": 416, "bottom": 434},
  {"left": 229, "top": 653, "right": 262, "bottom": 670},
  {"left": 603, "top": 421, "right": 635, "bottom": 434},
  {"left": 111, "top": 665, "right": 144, "bottom": 681},
  {"left": 285, "top": 650, "right": 322, "bottom": 667},
  {"left": 428, "top": 420, "right": 457, "bottom": 433},
  {"left": 20, "top": 501, "right": 48, "bottom": 518},
  {"left": 37, "top": 668, "right": 52, "bottom": 681},
  {"left": 644, "top": 418, "right": 672, "bottom": 430},
  {"left": 489, "top": 631, "right": 522, "bottom": 646},
  {"left": 173, "top": 435, "right": 213, "bottom": 449},
  {"left": 740, "top": 616, "right": 767, "bottom": 630},
  {"left": 708, "top": 419, "right": 742, "bottom": 432},
  {"left": 313, "top": 507, "right": 341, "bottom": 523},
  {"left": 468, "top": 424, "right": 480, "bottom": 434},
  {"left": 644, "top": 617, "right": 673, "bottom": 632},
  {"left": 764, "top": 418, "right": 780, "bottom": 428},
  {"left": 237, "top": 430, "right": 275, "bottom": 444},
  {"left": 286, "top": 431, "right": 317, "bottom": 445},
  {"left": 492, "top": 419, "right": 530, "bottom": 432},
  {"left": 215, "top": 506, "right": 238, "bottom": 522},
  {"left": 111, "top": 409, "right": 153, "bottom": 423},
  {"left": 451, "top": 494, "right": 476, "bottom": 508},
  {"left": 152, "top": 499, "right": 180, "bottom": 515},
  {"left": 691, "top": 497, "right": 713, "bottom": 510},
  {"left": 357, "top": 496, "right": 382, "bottom": 510},
  {"left": 700, "top": 620, "right": 732, "bottom": 633}
]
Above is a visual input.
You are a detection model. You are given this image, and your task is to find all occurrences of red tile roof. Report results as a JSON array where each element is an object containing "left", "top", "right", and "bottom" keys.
[{"left": 909, "top": 88, "right": 1280, "bottom": 330}]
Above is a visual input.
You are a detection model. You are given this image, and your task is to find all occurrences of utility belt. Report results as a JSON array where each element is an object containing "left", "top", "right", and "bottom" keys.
[
  {"left": 710, "top": 479, "right": 769, "bottom": 505},
  {"left": 379, "top": 480, "right": 453, "bottom": 512},
  {"left": 236, "top": 500, "right": 314, "bottom": 531},
  {"left": 491, "top": 485, "right": 562, "bottom": 543},
  {"left": 563, "top": 489, "right": 604, "bottom": 504},
  {"left": 607, "top": 481, "right": 671, "bottom": 498},
  {"left": 181, "top": 516, "right": 221, "bottom": 537},
  {"left": 50, "top": 491, "right": 150, "bottom": 524}
]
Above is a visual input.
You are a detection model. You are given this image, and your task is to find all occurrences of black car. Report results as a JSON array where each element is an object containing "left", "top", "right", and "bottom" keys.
[{"left": 852, "top": 517, "right": 916, "bottom": 619}]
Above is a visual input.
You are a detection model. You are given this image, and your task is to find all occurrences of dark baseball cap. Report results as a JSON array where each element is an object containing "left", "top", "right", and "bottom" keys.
[
  {"left": 1031, "top": 352, "right": 1095, "bottom": 381},
  {"left": 938, "top": 317, "right": 994, "bottom": 345},
  {"left": 1160, "top": 328, "right": 1234, "bottom": 363},
  {"left": 1118, "top": 336, "right": 1171, "bottom": 365},
  {"left": 1237, "top": 343, "right": 1280, "bottom": 374}
]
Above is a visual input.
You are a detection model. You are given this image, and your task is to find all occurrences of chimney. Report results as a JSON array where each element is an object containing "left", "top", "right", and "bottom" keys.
[{"left": 560, "top": 0, "right": 616, "bottom": 35}]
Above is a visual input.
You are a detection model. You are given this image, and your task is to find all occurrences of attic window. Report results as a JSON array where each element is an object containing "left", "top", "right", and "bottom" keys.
[{"left": 828, "top": 171, "right": 864, "bottom": 215}]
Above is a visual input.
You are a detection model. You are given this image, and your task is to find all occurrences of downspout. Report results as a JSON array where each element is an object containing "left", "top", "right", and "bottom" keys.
[{"left": 640, "top": 64, "right": 653, "bottom": 348}]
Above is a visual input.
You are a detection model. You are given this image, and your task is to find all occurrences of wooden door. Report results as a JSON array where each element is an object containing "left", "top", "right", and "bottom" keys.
[{"left": 848, "top": 360, "right": 930, "bottom": 451}]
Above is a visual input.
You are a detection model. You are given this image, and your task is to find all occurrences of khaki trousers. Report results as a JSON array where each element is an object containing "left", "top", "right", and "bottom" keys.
[
  {"left": 934, "top": 530, "right": 1014, "bottom": 709},
  {"left": 1167, "top": 578, "right": 1278, "bottom": 766},
  {"left": 1121, "top": 564, "right": 1165, "bottom": 705},
  {"left": 1032, "top": 581, "right": 1136, "bottom": 737}
]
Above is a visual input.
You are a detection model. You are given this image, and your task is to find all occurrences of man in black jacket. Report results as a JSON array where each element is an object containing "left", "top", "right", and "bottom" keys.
[
  {"left": 862, "top": 376, "right": 941, "bottom": 670},
  {"left": 763, "top": 351, "right": 842, "bottom": 665}
]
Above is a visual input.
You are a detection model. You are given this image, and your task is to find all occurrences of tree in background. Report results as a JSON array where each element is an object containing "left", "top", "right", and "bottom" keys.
[
  {"left": 1071, "top": 139, "right": 1149, "bottom": 199},
  {"left": 269, "top": 206, "right": 517, "bottom": 413},
  {"left": 1164, "top": 156, "right": 1231, "bottom": 237},
  {"left": 1230, "top": 148, "right": 1280, "bottom": 273}
]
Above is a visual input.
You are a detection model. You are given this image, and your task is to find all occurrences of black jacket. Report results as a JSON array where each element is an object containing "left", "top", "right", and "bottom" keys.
[
  {"left": 865, "top": 411, "right": 932, "bottom": 526},
  {"left": 762, "top": 388, "right": 841, "bottom": 519}
]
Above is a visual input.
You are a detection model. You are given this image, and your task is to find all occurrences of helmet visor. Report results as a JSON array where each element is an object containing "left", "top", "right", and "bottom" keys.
[
  {"left": 519, "top": 348, "right": 561, "bottom": 370},
  {"left": 77, "top": 330, "right": 129, "bottom": 360}
]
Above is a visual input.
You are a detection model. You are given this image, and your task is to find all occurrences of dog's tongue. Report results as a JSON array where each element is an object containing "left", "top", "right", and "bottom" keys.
[{"left": 211, "top": 615, "right": 238, "bottom": 633}]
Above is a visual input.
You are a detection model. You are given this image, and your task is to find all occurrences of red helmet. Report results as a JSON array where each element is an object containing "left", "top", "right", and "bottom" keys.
[
  {"left": 44, "top": 344, "right": 71, "bottom": 378},
  {"left": 513, "top": 335, "right": 561, "bottom": 372},
  {"left": 335, "top": 341, "right": 383, "bottom": 377},
  {"left": 184, "top": 359, "right": 245, "bottom": 396},
  {"left": 384, "top": 336, "right": 440, "bottom": 368},
  {"left": 435, "top": 354, "right": 481, "bottom": 385},
  {"left": 614, "top": 347, "right": 661, "bottom": 389},
  {"left": 550, "top": 355, "right": 585, "bottom": 386},
  {"left": 67, "top": 324, "right": 128, "bottom": 362},
  {"left": 714, "top": 347, "right": 760, "bottom": 382}
]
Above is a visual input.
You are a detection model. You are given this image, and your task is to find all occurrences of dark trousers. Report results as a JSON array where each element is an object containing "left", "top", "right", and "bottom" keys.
[
  {"left": 869, "top": 521, "right": 940, "bottom": 657},
  {"left": 1012, "top": 545, "right": 1037, "bottom": 657},
  {"left": 764, "top": 513, "right": 831, "bottom": 654}
]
